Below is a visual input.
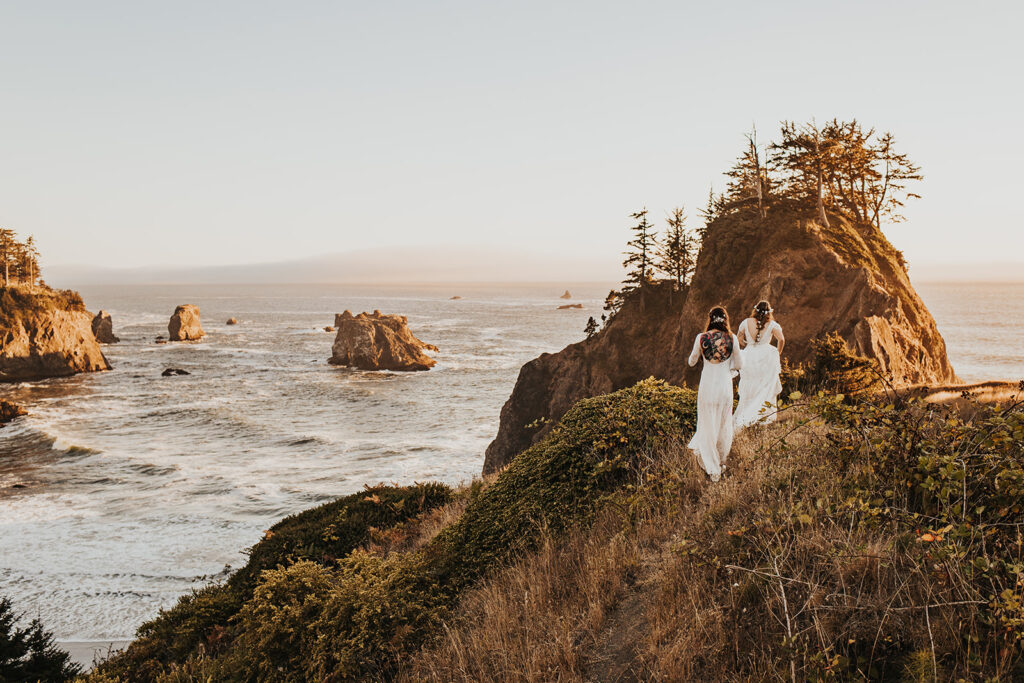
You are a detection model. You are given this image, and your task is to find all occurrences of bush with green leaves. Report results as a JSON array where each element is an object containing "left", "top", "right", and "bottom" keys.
[{"left": 94, "top": 482, "right": 453, "bottom": 681}]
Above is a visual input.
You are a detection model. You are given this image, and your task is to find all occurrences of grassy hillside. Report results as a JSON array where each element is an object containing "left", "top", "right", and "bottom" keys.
[
  {"left": 89, "top": 379, "right": 697, "bottom": 681},
  {"left": 87, "top": 370, "right": 1023, "bottom": 681}
]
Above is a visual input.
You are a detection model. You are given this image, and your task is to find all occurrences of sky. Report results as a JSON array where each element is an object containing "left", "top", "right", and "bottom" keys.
[{"left": 1, "top": 1, "right": 1021, "bottom": 279}]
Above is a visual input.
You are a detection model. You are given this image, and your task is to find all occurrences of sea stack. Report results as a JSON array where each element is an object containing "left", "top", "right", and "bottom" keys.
[
  {"left": 483, "top": 209, "right": 959, "bottom": 474},
  {"left": 226, "top": 318, "right": 239, "bottom": 325},
  {"left": 0, "top": 400, "right": 26, "bottom": 427},
  {"left": 168, "top": 305, "right": 205, "bottom": 342},
  {"left": 560, "top": 290, "right": 572, "bottom": 299},
  {"left": 91, "top": 310, "right": 120, "bottom": 344},
  {"left": 0, "top": 288, "right": 111, "bottom": 382},
  {"left": 328, "top": 310, "right": 438, "bottom": 371}
]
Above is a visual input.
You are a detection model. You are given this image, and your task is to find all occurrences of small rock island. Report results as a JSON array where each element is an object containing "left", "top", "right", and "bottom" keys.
[
  {"left": 168, "top": 304, "right": 205, "bottom": 341},
  {"left": 91, "top": 310, "right": 120, "bottom": 344},
  {"left": 328, "top": 310, "right": 438, "bottom": 371}
]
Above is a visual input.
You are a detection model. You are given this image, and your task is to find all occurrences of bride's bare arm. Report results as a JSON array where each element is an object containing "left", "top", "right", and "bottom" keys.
[{"left": 774, "top": 324, "right": 785, "bottom": 354}]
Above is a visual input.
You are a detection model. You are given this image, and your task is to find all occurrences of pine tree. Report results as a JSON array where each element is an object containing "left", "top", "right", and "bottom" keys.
[
  {"left": 22, "top": 237, "right": 39, "bottom": 286},
  {"left": 696, "top": 185, "right": 718, "bottom": 241},
  {"left": 656, "top": 207, "right": 696, "bottom": 290},
  {"left": 0, "top": 597, "right": 80, "bottom": 681},
  {"left": 725, "top": 126, "right": 768, "bottom": 219},
  {"left": 621, "top": 208, "right": 657, "bottom": 294},
  {"left": 603, "top": 290, "right": 624, "bottom": 318},
  {"left": 867, "top": 132, "right": 922, "bottom": 229},
  {"left": 0, "top": 230, "right": 16, "bottom": 287},
  {"left": 584, "top": 316, "right": 598, "bottom": 339}
]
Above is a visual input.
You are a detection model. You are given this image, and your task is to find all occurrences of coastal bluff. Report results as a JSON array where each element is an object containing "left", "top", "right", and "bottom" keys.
[
  {"left": 328, "top": 310, "right": 438, "bottom": 371},
  {"left": 483, "top": 209, "right": 959, "bottom": 474},
  {"left": 0, "top": 286, "right": 111, "bottom": 382}
]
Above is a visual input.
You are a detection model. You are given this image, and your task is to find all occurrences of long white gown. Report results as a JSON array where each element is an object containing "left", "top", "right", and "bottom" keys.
[
  {"left": 734, "top": 318, "right": 783, "bottom": 428},
  {"left": 687, "top": 332, "right": 743, "bottom": 480}
]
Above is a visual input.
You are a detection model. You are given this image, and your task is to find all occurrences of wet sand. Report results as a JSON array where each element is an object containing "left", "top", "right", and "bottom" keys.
[{"left": 59, "top": 640, "right": 130, "bottom": 672}]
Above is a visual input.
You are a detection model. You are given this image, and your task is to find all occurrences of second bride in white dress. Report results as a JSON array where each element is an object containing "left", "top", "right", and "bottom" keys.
[{"left": 734, "top": 300, "right": 785, "bottom": 428}]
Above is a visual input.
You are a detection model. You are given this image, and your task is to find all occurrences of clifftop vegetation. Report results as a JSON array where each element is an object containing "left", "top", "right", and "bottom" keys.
[
  {"left": 0, "top": 228, "right": 41, "bottom": 288},
  {"left": 84, "top": 362, "right": 1024, "bottom": 680},
  {"left": 603, "top": 119, "right": 922, "bottom": 332}
]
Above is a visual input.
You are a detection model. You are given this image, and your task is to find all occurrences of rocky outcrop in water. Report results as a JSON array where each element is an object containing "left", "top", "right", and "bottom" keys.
[
  {"left": 482, "top": 208, "right": 958, "bottom": 474},
  {"left": 0, "top": 399, "right": 26, "bottom": 426},
  {"left": 0, "top": 287, "right": 111, "bottom": 382},
  {"left": 162, "top": 368, "right": 191, "bottom": 377},
  {"left": 226, "top": 318, "right": 239, "bottom": 325},
  {"left": 328, "top": 310, "right": 438, "bottom": 371},
  {"left": 168, "top": 305, "right": 205, "bottom": 342},
  {"left": 560, "top": 290, "right": 572, "bottom": 299},
  {"left": 91, "top": 310, "right": 119, "bottom": 344},
  {"left": 557, "top": 303, "right": 583, "bottom": 310}
]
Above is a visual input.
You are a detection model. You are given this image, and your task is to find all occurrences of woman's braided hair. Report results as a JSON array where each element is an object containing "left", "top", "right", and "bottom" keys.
[{"left": 753, "top": 300, "right": 773, "bottom": 342}]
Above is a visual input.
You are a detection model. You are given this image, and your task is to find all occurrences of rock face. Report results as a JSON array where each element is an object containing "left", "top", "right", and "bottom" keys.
[
  {"left": 91, "top": 310, "right": 120, "bottom": 343},
  {"left": 328, "top": 310, "right": 438, "bottom": 371},
  {"left": 0, "top": 288, "right": 111, "bottom": 382},
  {"left": 168, "top": 305, "right": 205, "bottom": 341},
  {"left": 483, "top": 209, "right": 958, "bottom": 474}
]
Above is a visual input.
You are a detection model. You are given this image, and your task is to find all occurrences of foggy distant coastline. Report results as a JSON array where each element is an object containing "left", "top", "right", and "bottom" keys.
[{"left": 45, "top": 248, "right": 1023, "bottom": 287}]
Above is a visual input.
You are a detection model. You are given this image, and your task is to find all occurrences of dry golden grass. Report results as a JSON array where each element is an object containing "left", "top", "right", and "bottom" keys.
[{"left": 403, "top": 411, "right": 1012, "bottom": 681}]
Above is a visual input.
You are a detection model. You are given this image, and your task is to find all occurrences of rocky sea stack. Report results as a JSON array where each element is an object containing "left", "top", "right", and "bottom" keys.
[
  {"left": 0, "top": 286, "right": 111, "bottom": 382},
  {"left": 483, "top": 208, "right": 958, "bottom": 473},
  {"left": 91, "top": 310, "right": 119, "bottom": 344},
  {"left": 168, "top": 304, "right": 205, "bottom": 342},
  {"left": 0, "top": 399, "right": 27, "bottom": 426},
  {"left": 328, "top": 310, "right": 438, "bottom": 371}
]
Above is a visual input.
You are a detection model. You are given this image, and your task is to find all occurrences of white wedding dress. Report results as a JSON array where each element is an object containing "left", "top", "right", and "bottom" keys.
[
  {"left": 687, "top": 332, "right": 743, "bottom": 480},
  {"left": 734, "top": 319, "right": 783, "bottom": 428}
]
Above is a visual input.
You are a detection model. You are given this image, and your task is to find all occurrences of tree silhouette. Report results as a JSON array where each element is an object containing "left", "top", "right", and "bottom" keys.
[
  {"left": 656, "top": 207, "right": 696, "bottom": 290},
  {"left": 584, "top": 316, "right": 598, "bottom": 339},
  {"left": 726, "top": 126, "right": 769, "bottom": 219},
  {"left": 622, "top": 208, "right": 657, "bottom": 294},
  {"left": 0, "top": 230, "right": 15, "bottom": 286},
  {"left": 0, "top": 597, "right": 81, "bottom": 682}
]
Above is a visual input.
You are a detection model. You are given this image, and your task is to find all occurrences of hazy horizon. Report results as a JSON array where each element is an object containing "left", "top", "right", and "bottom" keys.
[{"left": 44, "top": 246, "right": 1024, "bottom": 287}]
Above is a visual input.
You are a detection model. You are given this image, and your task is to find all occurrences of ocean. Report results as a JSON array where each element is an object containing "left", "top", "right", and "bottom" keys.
[{"left": 0, "top": 281, "right": 1021, "bottom": 645}]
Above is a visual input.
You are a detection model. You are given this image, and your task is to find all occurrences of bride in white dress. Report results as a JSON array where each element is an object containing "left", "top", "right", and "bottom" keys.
[
  {"left": 687, "top": 306, "right": 743, "bottom": 482},
  {"left": 733, "top": 300, "right": 785, "bottom": 428}
]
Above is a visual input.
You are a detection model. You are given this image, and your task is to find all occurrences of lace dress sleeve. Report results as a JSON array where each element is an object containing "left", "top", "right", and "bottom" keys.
[{"left": 687, "top": 334, "right": 702, "bottom": 367}]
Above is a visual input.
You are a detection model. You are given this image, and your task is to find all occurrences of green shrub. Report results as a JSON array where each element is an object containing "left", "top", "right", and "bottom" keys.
[
  {"left": 781, "top": 331, "right": 880, "bottom": 396},
  {"left": 427, "top": 377, "right": 697, "bottom": 592},
  {"left": 93, "top": 482, "right": 453, "bottom": 681},
  {"left": 0, "top": 285, "right": 85, "bottom": 328}
]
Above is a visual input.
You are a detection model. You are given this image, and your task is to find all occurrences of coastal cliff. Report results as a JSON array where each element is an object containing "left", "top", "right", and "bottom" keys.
[
  {"left": 483, "top": 208, "right": 958, "bottom": 473},
  {"left": 0, "top": 286, "right": 110, "bottom": 382}
]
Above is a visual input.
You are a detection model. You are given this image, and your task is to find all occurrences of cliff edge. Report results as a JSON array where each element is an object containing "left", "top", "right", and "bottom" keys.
[
  {"left": 0, "top": 286, "right": 111, "bottom": 382},
  {"left": 483, "top": 208, "right": 958, "bottom": 473}
]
